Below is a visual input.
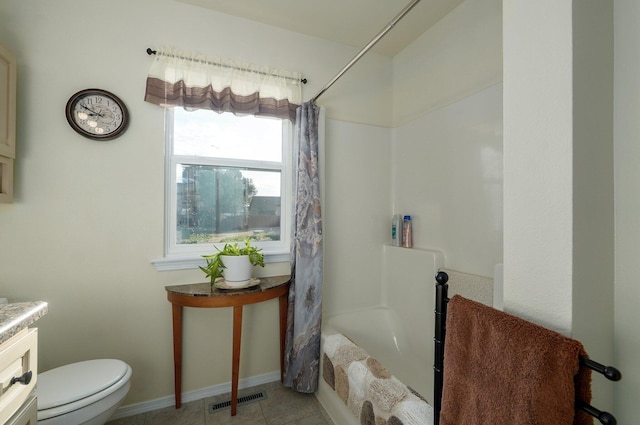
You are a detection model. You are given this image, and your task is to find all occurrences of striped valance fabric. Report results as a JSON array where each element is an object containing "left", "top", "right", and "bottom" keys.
[{"left": 144, "top": 48, "right": 302, "bottom": 122}]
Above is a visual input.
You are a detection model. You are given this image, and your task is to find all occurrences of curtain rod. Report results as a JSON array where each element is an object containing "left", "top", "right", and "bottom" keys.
[
  {"left": 146, "top": 48, "right": 307, "bottom": 85},
  {"left": 309, "top": 0, "right": 421, "bottom": 104}
]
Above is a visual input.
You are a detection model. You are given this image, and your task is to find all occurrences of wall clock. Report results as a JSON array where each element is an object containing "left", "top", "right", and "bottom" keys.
[{"left": 65, "top": 89, "right": 129, "bottom": 140}]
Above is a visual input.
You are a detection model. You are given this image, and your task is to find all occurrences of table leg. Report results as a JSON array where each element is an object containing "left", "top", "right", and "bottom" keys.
[
  {"left": 278, "top": 292, "right": 288, "bottom": 382},
  {"left": 171, "top": 303, "right": 183, "bottom": 409},
  {"left": 231, "top": 305, "right": 243, "bottom": 416}
]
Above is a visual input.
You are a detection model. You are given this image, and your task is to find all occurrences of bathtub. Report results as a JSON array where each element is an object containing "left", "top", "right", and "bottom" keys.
[{"left": 317, "top": 246, "right": 444, "bottom": 425}]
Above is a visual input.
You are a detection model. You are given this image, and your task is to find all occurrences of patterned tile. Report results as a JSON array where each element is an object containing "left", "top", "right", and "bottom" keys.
[
  {"left": 104, "top": 413, "right": 145, "bottom": 425},
  {"left": 106, "top": 382, "right": 334, "bottom": 425},
  {"left": 260, "top": 383, "right": 324, "bottom": 425},
  {"left": 282, "top": 412, "right": 332, "bottom": 425},
  {"left": 143, "top": 400, "right": 205, "bottom": 425}
]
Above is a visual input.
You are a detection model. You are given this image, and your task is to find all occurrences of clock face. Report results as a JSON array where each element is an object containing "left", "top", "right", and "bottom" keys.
[{"left": 66, "top": 89, "right": 129, "bottom": 140}]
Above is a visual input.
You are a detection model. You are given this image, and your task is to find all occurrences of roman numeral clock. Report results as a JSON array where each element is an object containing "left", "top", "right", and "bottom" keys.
[{"left": 65, "top": 89, "right": 129, "bottom": 140}]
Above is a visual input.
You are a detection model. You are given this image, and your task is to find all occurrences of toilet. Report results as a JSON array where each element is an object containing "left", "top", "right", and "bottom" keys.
[{"left": 36, "top": 359, "right": 132, "bottom": 425}]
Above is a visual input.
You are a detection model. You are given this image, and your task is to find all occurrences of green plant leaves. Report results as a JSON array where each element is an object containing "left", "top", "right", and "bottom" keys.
[{"left": 200, "top": 238, "right": 264, "bottom": 285}]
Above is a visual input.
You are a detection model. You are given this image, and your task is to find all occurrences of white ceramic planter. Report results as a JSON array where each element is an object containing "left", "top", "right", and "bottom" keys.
[{"left": 220, "top": 255, "right": 253, "bottom": 286}]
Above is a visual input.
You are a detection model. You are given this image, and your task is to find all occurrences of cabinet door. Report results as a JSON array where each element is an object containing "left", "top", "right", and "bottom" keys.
[
  {"left": 0, "top": 44, "right": 17, "bottom": 159},
  {"left": 5, "top": 395, "right": 37, "bottom": 425},
  {"left": 0, "top": 155, "right": 12, "bottom": 203}
]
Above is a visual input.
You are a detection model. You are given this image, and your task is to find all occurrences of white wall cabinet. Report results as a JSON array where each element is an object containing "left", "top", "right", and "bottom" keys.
[{"left": 0, "top": 44, "right": 17, "bottom": 203}]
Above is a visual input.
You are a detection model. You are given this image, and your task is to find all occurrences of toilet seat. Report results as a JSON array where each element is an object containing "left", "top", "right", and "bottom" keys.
[{"left": 37, "top": 359, "right": 132, "bottom": 421}]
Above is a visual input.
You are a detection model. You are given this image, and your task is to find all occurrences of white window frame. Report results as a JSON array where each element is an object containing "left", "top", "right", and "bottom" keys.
[{"left": 152, "top": 109, "right": 293, "bottom": 271}]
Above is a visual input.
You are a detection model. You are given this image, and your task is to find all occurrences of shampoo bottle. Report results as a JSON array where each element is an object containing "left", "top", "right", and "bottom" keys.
[
  {"left": 391, "top": 214, "right": 402, "bottom": 246},
  {"left": 402, "top": 215, "right": 413, "bottom": 248}
]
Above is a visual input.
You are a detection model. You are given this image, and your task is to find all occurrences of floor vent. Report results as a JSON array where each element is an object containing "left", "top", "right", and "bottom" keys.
[{"left": 208, "top": 390, "right": 267, "bottom": 413}]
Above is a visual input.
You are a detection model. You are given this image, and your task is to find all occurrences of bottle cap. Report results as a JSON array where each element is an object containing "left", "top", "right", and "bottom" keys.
[{"left": 404, "top": 215, "right": 411, "bottom": 220}]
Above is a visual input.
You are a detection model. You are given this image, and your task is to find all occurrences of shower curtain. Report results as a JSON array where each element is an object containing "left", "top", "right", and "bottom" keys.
[{"left": 283, "top": 101, "right": 323, "bottom": 393}]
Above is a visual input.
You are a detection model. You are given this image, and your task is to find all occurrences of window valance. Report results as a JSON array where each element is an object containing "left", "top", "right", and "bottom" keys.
[{"left": 144, "top": 48, "right": 303, "bottom": 122}]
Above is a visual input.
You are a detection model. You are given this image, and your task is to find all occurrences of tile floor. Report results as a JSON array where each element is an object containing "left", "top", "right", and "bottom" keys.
[{"left": 106, "top": 381, "right": 335, "bottom": 425}]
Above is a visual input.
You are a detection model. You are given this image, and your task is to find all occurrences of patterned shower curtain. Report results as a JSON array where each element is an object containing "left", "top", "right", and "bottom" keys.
[{"left": 283, "top": 101, "right": 323, "bottom": 393}]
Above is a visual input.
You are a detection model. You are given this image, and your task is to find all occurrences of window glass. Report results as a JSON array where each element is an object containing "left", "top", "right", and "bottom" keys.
[
  {"left": 167, "top": 109, "right": 290, "bottom": 255},
  {"left": 173, "top": 108, "right": 282, "bottom": 161},
  {"left": 176, "top": 165, "right": 281, "bottom": 244}
]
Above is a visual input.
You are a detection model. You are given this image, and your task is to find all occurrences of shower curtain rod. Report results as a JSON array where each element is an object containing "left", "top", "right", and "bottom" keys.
[{"left": 309, "top": 0, "right": 422, "bottom": 104}]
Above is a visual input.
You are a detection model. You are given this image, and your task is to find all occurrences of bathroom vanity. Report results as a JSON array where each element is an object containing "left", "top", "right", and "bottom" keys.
[{"left": 0, "top": 302, "right": 47, "bottom": 425}]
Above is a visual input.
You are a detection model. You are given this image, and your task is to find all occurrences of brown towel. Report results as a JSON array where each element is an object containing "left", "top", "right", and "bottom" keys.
[{"left": 440, "top": 295, "right": 592, "bottom": 425}]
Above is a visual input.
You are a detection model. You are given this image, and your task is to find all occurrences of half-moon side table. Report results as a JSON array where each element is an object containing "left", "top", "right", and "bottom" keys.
[{"left": 165, "top": 275, "right": 290, "bottom": 416}]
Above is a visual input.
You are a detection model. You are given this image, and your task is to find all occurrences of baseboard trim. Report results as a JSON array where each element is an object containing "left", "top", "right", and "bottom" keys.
[{"left": 110, "top": 370, "right": 281, "bottom": 420}]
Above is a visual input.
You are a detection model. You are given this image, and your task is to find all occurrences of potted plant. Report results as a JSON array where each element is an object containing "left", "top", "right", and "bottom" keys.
[{"left": 200, "top": 238, "right": 265, "bottom": 287}]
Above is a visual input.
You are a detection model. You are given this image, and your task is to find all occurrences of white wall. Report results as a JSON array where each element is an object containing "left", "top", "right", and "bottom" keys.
[
  {"left": 0, "top": 0, "right": 393, "bottom": 406},
  {"left": 503, "top": 0, "right": 575, "bottom": 332},
  {"left": 393, "top": 0, "right": 502, "bottom": 127},
  {"left": 572, "top": 0, "right": 615, "bottom": 411},
  {"left": 614, "top": 1, "right": 640, "bottom": 421},
  {"left": 504, "top": 0, "right": 616, "bottom": 412}
]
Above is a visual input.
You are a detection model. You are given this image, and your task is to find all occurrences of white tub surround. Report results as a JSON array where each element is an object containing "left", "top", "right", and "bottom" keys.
[
  {"left": 317, "top": 246, "right": 499, "bottom": 425},
  {"left": 322, "top": 333, "right": 433, "bottom": 425},
  {"left": 317, "top": 248, "right": 443, "bottom": 425}
]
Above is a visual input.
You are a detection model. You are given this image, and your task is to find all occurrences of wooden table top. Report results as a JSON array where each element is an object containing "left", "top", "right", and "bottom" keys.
[{"left": 166, "top": 275, "right": 291, "bottom": 307}]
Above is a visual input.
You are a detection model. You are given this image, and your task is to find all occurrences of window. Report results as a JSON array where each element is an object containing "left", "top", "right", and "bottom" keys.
[{"left": 163, "top": 108, "right": 292, "bottom": 263}]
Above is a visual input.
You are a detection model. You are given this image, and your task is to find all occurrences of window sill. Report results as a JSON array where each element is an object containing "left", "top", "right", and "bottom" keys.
[{"left": 151, "top": 250, "right": 290, "bottom": 271}]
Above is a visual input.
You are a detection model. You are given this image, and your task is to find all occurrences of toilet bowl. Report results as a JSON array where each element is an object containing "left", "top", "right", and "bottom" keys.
[{"left": 37, "top": 359, "right": 132, "bottom": 425}]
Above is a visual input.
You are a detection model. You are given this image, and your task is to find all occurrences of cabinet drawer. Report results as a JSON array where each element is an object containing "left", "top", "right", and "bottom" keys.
[{"left": 0, "top": 329, "right": 37, "bottom": 425}]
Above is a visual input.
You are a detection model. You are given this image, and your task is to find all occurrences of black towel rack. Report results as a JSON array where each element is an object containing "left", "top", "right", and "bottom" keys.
[{"left": 433, "top": 271, "right": 622, "bottom": 425}]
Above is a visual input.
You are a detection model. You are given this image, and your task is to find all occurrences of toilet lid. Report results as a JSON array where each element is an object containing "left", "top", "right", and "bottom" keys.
[{"left": 38, "top": 359, "right": 130, "bottom": 410}]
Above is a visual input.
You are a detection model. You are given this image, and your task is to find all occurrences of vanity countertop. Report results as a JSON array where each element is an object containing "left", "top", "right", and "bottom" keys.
[{"left": 0, "top": 301, "right": 48, "bottom": 344}]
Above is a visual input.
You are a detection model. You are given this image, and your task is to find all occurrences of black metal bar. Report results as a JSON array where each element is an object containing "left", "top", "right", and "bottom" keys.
[
  {"left": 145, "top": 48, "right": 307, "bottom": 84},
  {"left": 580, "top": 356, "right": 622, "bottom": 381},
  {"left": 433, "top": 270, "right": 622, "bottom": 425},
  {"left": 577, "top": 401, "right": 617, "bottom": 425},
  {"left": 433, "top": 271, "right": 449, "bottom": 425}
]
